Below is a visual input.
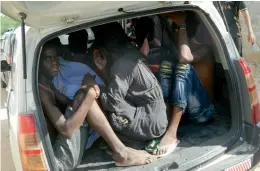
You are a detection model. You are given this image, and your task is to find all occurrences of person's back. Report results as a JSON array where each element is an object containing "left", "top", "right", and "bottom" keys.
[
  {"left": 114, "top": 51, "right": 163, "bottom": 105},
  {"left": 100, "top": 48, "right": 168, "bottom": 144}
]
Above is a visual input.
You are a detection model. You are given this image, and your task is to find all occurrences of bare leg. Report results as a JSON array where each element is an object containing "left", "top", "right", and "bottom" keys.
[
  {"left": 154, "top": 107, "right": 182, "bottom": 155},
  {"left": 86, "top": 100, "right": 157, "bottom": 166}
]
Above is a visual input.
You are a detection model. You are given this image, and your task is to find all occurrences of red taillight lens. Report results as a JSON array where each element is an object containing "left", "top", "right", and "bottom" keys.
[
  {"left": 225, "top": 158, "right": 252, "bottom": 171},
  {"left": 239, "top": 58, "right": 260, "bottom": 126},
  {"left": 18, "top": 114, "right": 48, "bottom": 171}
]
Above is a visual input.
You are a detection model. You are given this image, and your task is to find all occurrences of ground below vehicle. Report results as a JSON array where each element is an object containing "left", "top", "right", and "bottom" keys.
[{"left": 1, "top": 1, "right": 260, "bottom": 171}]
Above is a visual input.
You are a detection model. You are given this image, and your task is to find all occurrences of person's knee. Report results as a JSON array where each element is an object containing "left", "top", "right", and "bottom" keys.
[
  {"left": 72, "top": 87, "right": 96, "bottom": 110},
  {"left": 175, "top": 63, "right": 191, "bottom": 72},
  {"left": 174, "top": 64, "right": 192, "bottom": 82},
  {"left": 179, "top": 56, "right": 193, "bottom": 64}
]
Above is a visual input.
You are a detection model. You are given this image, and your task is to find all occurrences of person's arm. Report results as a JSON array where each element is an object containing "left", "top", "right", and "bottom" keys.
[
  {"left": 39, "top": 86, "right": 96, "bottom": 139},
  {"left": 100, "top": 58, "right": 135, "bottom": 113},
  {"left": 177, "top": 14, "right": 210, "bottom": 63},
  {"left": 178, "top": 22, "right": 193, "bottom": 63},
  {"left": 140, "top": 38, "right": 150, "bottom": 57},
  {"left": 240, "top": 5, "right": 256, "bottom": 45},
  {"left": 51, "top": 84, "right": 72, "bottom": 106}
]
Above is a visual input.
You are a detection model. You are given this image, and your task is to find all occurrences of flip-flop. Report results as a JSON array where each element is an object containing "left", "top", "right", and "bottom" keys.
[
  {"left": 145, "top": 138, "right": 161, "bottom": 153},
  {"left": 155, "top": 140, "right": 180, "bottom": 158}
]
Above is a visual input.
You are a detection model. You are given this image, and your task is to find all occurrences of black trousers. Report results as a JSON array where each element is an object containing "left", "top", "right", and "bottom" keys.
[{"left": 232, "top": 35, "right": 243, "bottom": 57}]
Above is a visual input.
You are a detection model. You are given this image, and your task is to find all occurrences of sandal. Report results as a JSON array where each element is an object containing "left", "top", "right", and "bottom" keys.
[
  {"left": 155, "top": 140, "right": 180, "bottom": 158},
  {"left": 145, "top": 138, "right": 161, "bottom": 153},
  {"left": 145, "top": 138, "right": 180, "bottom": 157}
]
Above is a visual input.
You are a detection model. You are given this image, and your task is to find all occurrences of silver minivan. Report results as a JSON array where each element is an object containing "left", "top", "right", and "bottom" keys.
[{"left": 1, "top": 1, "right": 260, "bottom": 171}]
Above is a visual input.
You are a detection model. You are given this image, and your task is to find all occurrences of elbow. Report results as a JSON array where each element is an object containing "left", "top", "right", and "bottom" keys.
[{"left": 60, "top": 125, "right": 74, "bottom": 139}]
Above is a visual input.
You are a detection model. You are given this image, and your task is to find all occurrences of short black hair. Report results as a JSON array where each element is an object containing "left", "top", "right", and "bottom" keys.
[
  {"left": 91, "top": 22, "right": 129, "bottom": 51},
  {"left": 40, "top": 38, "right": 60, "bottom": 66},
  {"left": 41, "top": 38, "right": 60, "bottom": 54},
  {"left": 41, "top": 37, "right": 61, "bottom": 57},
  {"left": 46, "top": 37, "right": 61, "bottom": 47},
  {"left": 135, "top": 17, "right": 155, "bottom": 47},
  {"left": 68, "top": 29, "right": 88, "bottom": 53},
  {"left": 69, "top": 29, "right": 88, "bottom": 44}
]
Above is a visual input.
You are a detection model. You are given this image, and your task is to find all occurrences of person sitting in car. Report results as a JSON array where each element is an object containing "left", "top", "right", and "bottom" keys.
[
  {"left": 38, "top": 40, "right": 157, "bottom": 170},
  {"left": 90, "top": 22, "right": 169, "bottom": 149},
  {"left": 135, "top": 13, "right": 216, "bottom": 157}
]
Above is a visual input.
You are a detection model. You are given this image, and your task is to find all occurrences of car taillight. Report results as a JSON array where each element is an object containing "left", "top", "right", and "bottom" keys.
[
  {"left": 225, "top": 158, "right": 252, "bottom": 171},
  {"left": 239, "top": 58, "right": 260, "bottom": 127},
  {"left": 18, "top": 114, "right": 48, "bottom": 171}
]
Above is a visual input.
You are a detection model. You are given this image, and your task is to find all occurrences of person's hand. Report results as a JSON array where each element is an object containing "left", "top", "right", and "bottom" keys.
[
  {"left": 7, "top": 56, "right": 12, "bottom": 65},
  {"left": 248, "top": 31, "right": 256, "bottom": 45},
  {"left": 82, "top": 73, "right": 97, "bottom": 86},
  {"left": 92, "top": 84, "right": 100, "bottom": 99},
  {"left": 82, "top": 73, "right": 100, "bottom": 99},
  {"left": 140, "top": 38, "right": 150, "bottom": 57}
]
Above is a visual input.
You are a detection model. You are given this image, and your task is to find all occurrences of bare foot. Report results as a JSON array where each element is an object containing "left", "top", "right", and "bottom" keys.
[
  {"left": 113, "top": 147, "right": 157, "bottom": 167},
  {"left": 154, "top": 133, "right": 178, "bottom": 156}
]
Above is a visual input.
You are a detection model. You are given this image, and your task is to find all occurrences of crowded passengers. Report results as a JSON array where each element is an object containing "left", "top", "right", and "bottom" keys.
[{"left": 38, "top": 12, "right": 216, "bottom": 170}]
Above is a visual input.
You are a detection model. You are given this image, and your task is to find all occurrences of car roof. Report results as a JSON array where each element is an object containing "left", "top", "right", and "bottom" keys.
[{"left": 1, "top": 1, "right": 185, "bottom": 29}]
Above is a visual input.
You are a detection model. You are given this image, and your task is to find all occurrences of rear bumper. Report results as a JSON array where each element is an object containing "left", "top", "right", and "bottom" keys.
[
  {"left": 251, "top": 148, "right": 260, "bottom": 170},
  {"left": 197, "top": 140, "right": 260, "bottom": 171}
]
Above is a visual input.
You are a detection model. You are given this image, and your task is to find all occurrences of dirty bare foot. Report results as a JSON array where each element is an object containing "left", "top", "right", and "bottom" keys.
[
  {"left": 113, "top": 147, "right": 157, "bottom": 167},
  {"left": 154, "top": 132, "right": 179, "bottom": 157}
]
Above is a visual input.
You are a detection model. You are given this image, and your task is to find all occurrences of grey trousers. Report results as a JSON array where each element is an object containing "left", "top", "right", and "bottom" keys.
[{"left": 53, "top": 107, "right": 88, "bottom": 171}]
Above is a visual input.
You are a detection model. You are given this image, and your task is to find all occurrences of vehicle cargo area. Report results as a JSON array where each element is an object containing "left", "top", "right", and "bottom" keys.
[
  {"left": 76, "top": 103, "right": 231, "bottom": 171},
  {"left": 38, "top": 10, "right": 235, "bottom": 171}
]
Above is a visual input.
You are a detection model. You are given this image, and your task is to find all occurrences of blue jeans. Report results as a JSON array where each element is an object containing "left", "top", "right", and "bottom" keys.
[{"left": 158, "top": 61, "right": 215, "bottom": 123}]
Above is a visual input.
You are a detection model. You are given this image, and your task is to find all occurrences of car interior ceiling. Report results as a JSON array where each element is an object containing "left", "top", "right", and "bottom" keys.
[{"left": 39, "top": 11, "right": 231, "bottom": 165}]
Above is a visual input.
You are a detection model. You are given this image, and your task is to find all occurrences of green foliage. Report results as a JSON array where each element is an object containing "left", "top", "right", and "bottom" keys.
[{"left": 1, "top": 15, "right": 20, "bottom": 36}]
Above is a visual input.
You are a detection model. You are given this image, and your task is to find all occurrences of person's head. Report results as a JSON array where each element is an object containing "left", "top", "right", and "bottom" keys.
[
  {"left": 47, "top": 37, "right": 62, "bottom": 56},
  {"left": 39, "top": 40, "right": 60, "bottom": 79},
  {"left": 135, "top": 17, "right": 155, "bottom": 48},
  {"left": 91, "top": 22, "right": 130, "bottom": 72},
  {"left": 49, "top": 37, "right": 62, "bottom": 47},
  {"left": 68, "top": 29, "right": 88, "bottom": 53}
]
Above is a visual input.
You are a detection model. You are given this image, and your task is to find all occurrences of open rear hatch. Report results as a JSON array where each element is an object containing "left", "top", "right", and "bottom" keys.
[{"left": 1, "top": 1, "right": 185, "bottom": 29}]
